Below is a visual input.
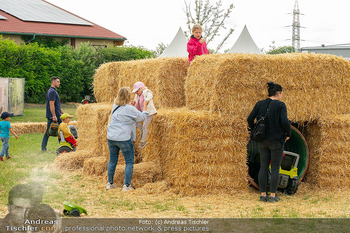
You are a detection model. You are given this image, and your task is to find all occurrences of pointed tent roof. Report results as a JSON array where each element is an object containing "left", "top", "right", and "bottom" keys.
[
  {"left": 229, "top": 25, "right": 262, "bottom": 54},
  {"left": 160, "top": 27, "right": 188, "bottom": 57}
]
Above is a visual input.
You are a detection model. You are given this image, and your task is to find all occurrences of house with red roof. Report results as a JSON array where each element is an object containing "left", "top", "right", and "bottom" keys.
[{"left": 0, "top": 0, "right": 126, "bottom": 48}]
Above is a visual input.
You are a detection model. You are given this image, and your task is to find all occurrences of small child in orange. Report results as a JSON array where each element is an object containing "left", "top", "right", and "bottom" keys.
[{"left": 58, "top": 113, "right": 77, "bottom": 147}]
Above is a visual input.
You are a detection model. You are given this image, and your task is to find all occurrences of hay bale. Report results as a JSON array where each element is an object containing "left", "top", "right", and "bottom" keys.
[
  {"left": 83, "top": 159, "right": 162, "bottom": 188},
  {"left": 11, "top": 122, "right": 47, "bottom": 134},
  {"left": 306, "top": 114, "right": 350, "bottom": 189},
  {"left": 56, "top": 150, "right": 92, "bottom": 170},
  {"left": 136, "top": 180, "right": 169, "bottom": 195},
  {"left": 143, "top": 108, "right": 249, "bottom": 195},
  {"left": 93, "top": 62, "right": 122, "bottom": 103},
  {"left": 111, "top": 162, "right": 162, "bottom": 188},
  {"left": 83, "top": 157, "right": 108, "bottom": 176},
  {"left": 185, "top": 53, "right": 350, "bottom": 122},
  {"left": 93, "top": 57, "right": 189, "bottom": 108},
  {"left": 11, "top": 121, "right": 77, "bottom": 135},
  {"left": 76, "top": 103, "right": 112, "bottom": 156}
]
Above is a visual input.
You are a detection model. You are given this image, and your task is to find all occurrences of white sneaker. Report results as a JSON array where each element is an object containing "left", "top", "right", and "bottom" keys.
[
  {"left": 106, "top": 183, "right": 116, "bottom": 190},
  {"left": 122, "top": 185, "right": 134, "bottom": 191}
]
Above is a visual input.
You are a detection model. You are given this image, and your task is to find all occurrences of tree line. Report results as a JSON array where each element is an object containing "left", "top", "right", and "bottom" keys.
[{"left": 0, "top": 37, "right": 154, "bottom": 103}]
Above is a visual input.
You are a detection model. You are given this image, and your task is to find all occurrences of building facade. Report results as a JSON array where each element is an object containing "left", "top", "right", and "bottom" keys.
[{"left": 0, "top": 0, "right": 126, "bottom": 48}]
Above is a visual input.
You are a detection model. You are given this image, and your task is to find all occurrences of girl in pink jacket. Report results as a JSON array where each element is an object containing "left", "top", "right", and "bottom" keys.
[
  {"left": 131, "top": 81, "right": 157, "bottom": 149},
  {"left": 187, "top": 24, "right": 209, "bottom": 64}
]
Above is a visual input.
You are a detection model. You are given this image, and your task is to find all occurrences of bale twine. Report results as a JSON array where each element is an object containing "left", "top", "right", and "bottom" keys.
[
  {"left": 185, "top": 53, "right": 350, "bottom": 123},
  {"left": 306, "top": 114, "right": 350, "bottom": 189},
  {"left": 93, "top": 57, "right": 189, "bottom": 109},
  {"left": 143, "top": 108, "right": 249, "bottom": 195}
]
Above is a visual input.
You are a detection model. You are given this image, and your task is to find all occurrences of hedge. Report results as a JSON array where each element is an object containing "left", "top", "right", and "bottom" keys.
[{"left": 0, "top": 37, "right": 154, "bottom": 103}]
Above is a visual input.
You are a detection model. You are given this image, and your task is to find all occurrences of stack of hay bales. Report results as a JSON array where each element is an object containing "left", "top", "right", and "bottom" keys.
[
  {"left": 186, "top": 53, "right": 350, "bottom": 122},
  {"left": 93, "top": 57, "right": 189, "bottom": 109},
  {"left": 58, "top": 53, "right": 350, "bottom": 193},
  {"left": 143, "top": 109, "right": 249, "bottom": 195},
  {"left": 59, "top": 57, "right": 188, "bottom": 180},
  {"left": 306, "top": 114, "right": 350, "bottom": 189}
]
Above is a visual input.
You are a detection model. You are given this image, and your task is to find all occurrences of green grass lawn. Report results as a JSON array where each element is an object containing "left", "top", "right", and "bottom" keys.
[
  {"left": 10, "top": 103, "right": 78, "bottom": 123},
  {"left": 0, "top": 133, "right": 59, "bottom": 208}
]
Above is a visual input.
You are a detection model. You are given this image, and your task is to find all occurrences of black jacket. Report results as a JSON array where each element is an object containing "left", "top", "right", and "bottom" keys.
[{"left": 247, "top": 98, "right": 291, "bottom": 142}]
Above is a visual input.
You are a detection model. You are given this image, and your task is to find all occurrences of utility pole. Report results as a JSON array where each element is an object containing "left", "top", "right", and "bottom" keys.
[{"left": 292, "top": 0, "right": 301, "bottom": 52}]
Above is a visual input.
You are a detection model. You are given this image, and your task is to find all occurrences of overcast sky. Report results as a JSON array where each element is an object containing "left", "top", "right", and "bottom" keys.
[{"left": 46, "top": 0, "right": 350, "bottom": 52}]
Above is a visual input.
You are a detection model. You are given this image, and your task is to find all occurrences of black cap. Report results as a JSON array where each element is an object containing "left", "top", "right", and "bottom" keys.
[{"left": 1, "top": 112, "right": 14, "bottom": 119}]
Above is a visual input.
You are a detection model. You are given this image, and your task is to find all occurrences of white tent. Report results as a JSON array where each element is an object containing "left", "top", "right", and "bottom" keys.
[
  {"left": 229, "top": 25, "right": 262, "bottom": 54},
  {"left": 159, "top": 27, "right": 188, "bottom": 57}
]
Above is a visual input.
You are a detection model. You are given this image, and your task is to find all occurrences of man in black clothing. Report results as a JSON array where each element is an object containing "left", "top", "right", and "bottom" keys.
[{"left": 41, "top": 77, "right": 64, "bottom": 152}]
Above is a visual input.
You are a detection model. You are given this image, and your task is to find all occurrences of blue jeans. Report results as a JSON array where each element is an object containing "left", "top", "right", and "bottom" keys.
[
  {"left": 107, "top": 139, "right": 134, "bottom": 186},
  {"left": 0, "top": 137, "right": 10, "bottom": 157},
  {"left": 41, "top": 118, "right": 62, "bottom": 151},
  {"left": 258, "top": 139, "right": 284, "bottom": 193}
]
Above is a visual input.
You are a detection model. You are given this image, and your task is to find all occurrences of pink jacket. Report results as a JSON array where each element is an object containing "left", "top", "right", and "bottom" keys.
[{"left": 187, "top": 36, "right": 209, "bottom": 63}]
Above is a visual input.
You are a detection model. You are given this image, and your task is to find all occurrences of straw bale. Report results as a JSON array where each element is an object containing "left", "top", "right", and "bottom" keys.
[
  {"left": 55, "top": 150, "right": 92, "bottom": 170},
  {"left": 186, "top": 53, "right": 350, "bottom": 122},
  {"left": 11, "top": 121, "right": 77, "bottom": 134},
  {"left": 92, "top": 62, "right": 122, "bottom": 103},
  {"left": 83, "top": 160, "right": 162, "bottom": 188},
  {"left": 306, "top": 114, "right": 350, "bottom": 189},
  {"left": 82, "top": 152, "right": 142, "bottom": 177},
  {"left": 11, "top": 122, "right": 47, "bottom": 134},
  {"left": 111, "top": 162, "right": 162, "bottom": 188},
  {"left": 76, "top": 103, "right": 112, "bottom": 156},
  {"left": 143, "top": 108, "right": 249, "bottom": 195},
  {"left": 83, "top": 157, "right": 108, "bottom": 176},
  {"left": 93, "top": 57, "right": 189, "bottom": 108},
  {"left": 136, "top": 180, "right": 169, "bottom": 195}
]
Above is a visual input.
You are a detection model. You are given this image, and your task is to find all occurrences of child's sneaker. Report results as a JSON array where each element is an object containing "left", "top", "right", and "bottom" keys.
[
  {"left": 122, "top": 185, "right": 134, "bottom": 191},
  {"left": 138, "top": 141, "right": 147, "bottom": 149},
  {"left": 6, "top": 156, "right": 11, "bottom": 160},
  {"left": 0, "top": 157, "right": 3, "bottom": 161},
  {"left": 106, "top": 183, "right": 116, "bottom": 190}
]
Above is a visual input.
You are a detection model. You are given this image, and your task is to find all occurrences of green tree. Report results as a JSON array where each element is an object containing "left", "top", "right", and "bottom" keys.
[
  {"left": 267, "top": 46, "right": 295, "bottom": 54},
  {"left": 0, "top": 39, "right": 60, "bottom": 103},
  {"left": 184, "top": 0, "right": 234, "bottom": 53},
  {"left": 98, "top": 45, "right": 154, "bottom": 62},
  {"left": 154, "top": 42, "right": 168, "bottom": 57}
]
